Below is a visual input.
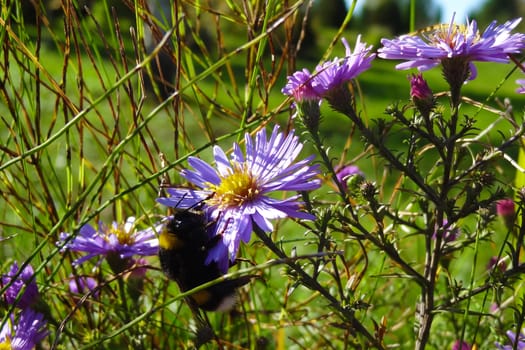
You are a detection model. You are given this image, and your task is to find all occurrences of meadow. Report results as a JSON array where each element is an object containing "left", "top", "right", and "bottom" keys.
[{"left": 1, "top": 1, "right": 525, "bottom": 349}]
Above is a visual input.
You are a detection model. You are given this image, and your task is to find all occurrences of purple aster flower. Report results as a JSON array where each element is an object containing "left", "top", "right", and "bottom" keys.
[
  {"left": 0, "top": 308, "right": 49, "bottom": 350},
  {"left": 282, "top": 68, "right": 321, "bottom": 102},
  {"left": 452, "top": 340, "right": 471, "bottom": 350},
  {"left": 282, "top": 69, "right": 322, "bottom": 133},
  {"left": 1, "top": 262, "right": 39, "bottom": 309},
  {"left": 517, "top": 79, "right": 525, "bottom": 94},
  {"left": 496, "top": 329, "right": 525, "bottom": 349},
  {"left": 312, "top": 35, "right": 375, "bottom": 96},
  {"left": 282, "top": 36, "right": 374, "bottom": 118},
  {"left": 157, "top": 125, "right": 321, "bottom": 272},
  {"left": 378, "top": 16, "right": 525, "bottom": 84},
  {"left": 283, "top": 36, "right": 374, "bottom": 102},
  {"left": 59, "top": 217, "right": 160, "bottom": 272}
]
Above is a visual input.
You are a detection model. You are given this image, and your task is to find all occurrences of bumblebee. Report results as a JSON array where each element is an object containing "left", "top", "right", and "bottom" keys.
[{"left": 159, "top": 208, "right": 250, "bottom": 311}]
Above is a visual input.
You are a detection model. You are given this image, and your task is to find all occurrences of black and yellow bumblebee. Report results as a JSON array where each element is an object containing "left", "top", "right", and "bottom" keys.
[{"left": 159, "top": 207, "right": 251, "bottom": 311}]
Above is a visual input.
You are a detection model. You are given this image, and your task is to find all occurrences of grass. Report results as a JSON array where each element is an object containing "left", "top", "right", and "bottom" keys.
[{"left": 1, "top": 1, "right": 525, "bottom": 349}]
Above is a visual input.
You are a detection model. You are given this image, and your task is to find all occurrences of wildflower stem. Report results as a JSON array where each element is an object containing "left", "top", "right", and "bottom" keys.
[
  {"left": 308, "top": 129, "right": 348, "bottom": 202},
  {"left": 342, "top": 102, "right": 440, "bottom": 204},
  {"left": 251, "top": 223, "right": 383, "bottom": 348}
]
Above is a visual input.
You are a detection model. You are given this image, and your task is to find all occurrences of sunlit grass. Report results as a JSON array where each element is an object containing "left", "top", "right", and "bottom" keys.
[{"left": 1, "top": 1, "right": 524, "bottom": 349}]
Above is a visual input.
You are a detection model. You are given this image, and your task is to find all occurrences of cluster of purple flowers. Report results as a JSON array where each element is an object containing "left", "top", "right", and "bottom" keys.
[
  {"left": 1, "top": 262, "right": 49, "bottom": 349},
  {"left": 284, "top": 16, "right": 525, "bottom": 110},
  {"left": 9, "top": 12, "right": 520, "bottom": 348},
  {"left": 2, "top": 262, "right": 39, "bottom": 310},
  {"left": 280, "top": 14, "right": 525, "bottom": 348},
  {"left": 282, "top": 35, "right": 375, "bottom": 105}
]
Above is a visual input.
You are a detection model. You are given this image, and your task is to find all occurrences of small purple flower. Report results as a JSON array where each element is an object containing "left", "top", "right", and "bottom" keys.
[
  {"left": 497, "top": 198, "right": 515, "bottom": 230},
  {"left": 335, "top": 164, "right": 363, "bottom": 191},
  {"left": 490, "top": 302, "right": 502, "bottom": 313},
  {"left": 433, "top": 219, "right": 459, "bottom": 243},
  {"left": 378, "top": 16, "right": 525, "bottom": 82},
  {"left": 127, "top": 258, "right": 149, "bottom": 279},
  {"left": 282, "top": 69, "right": 322, "bottom": 132},
  {"left": 158, "top": 125, "right": 321, "bottom": 272},
  {"left": 1, "top": 262, "right": 39, "bottom": 309},
  {"left": 517, "top": 79, "right": 525, "bottom": 94},
  {"left": 0, "top": 308, "right": 49, "bottom": 350},
  {"left": 282, "top": 68, "right": 321, "bottom": 102},
  {"left": 59, "top": 217, "right": 160, "bottom": 268},
  {"left": 496, "top": 329, "right": 525, "bottom": 349},
  {"left": 497, "top": 198, "right": 515, "bottom": 217},
  {"left": 69, "top": 275, "right": 99, "bottom": 298},
  {"left": 452, "top": 340, "right": 471, "bottom": 350},
  {"left": 487, "top": 256, "right": 507, "bottom": 273},
  {"left": 311, "top": 36, "right": 375, "bottom": 96}
]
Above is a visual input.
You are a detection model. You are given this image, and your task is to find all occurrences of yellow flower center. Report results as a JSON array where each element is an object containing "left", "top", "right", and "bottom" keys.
[
  {"left": 107, "top": 225, "right": 135, "bottom": 246},
  {"left": 423, "top": 24, "right": 479, "bottom": 49},
  {"left": 207, "top": 165, "right": 259, "bottom": 208},
  {"left": 0, "top": 339, "right": 12, "bottom": 350}
]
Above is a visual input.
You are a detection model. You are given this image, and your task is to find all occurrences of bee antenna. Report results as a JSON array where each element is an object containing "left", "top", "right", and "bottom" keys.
[{"left": 185, "top": 191, "right": 216, "bottom": 212}]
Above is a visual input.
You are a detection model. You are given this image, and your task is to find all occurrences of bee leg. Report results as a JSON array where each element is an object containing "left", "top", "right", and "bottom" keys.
[
  {"left": 189, "top": 302, "right": 215, "bottom": 348},
  {"left": 203, "top": 232, "right": 224, "bottom": 251}
]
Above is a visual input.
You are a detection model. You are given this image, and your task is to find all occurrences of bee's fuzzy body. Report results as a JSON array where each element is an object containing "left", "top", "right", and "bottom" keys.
[{"left": 159, "top": 210, "right": 249, "bottom": 311}]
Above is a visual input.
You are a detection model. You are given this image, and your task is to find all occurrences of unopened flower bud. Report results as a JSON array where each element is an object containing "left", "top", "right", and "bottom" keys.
[
  {"left": 487, "top": 256, "right": 507, "bottom": 273},
  {"left": 296, "top": 99, "right": 321, "bottom": 133},
  {"left": 409, "top": 73, "right": 434, "bottom": 116},
  {"left": 335, "top": 164, "right": 364, "bottom": 192},
  {"left": 452, "top": 340, "right": 472, "bottom": 350},
  {"left": 496, "top": 198, "right": 515, "bottom": 230}
]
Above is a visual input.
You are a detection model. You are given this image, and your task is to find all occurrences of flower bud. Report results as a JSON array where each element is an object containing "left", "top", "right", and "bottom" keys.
[
  {"left": 335, "top": 164, "right": 364, "bottom": 192},
  {"left": 496, "top": 198, "right": 515, "bottom": 230},
  {"left": 452, "top": 340, "right": 471, "bottom": 350},
  {"left": 296, "top": 99, "right": 321, "bottom": 134},
  {"left": 409, "top": 73, "right": 434, "bottom": 116},
  {"left": 487, "top": 256, "right": 507, "bottom": 273}
]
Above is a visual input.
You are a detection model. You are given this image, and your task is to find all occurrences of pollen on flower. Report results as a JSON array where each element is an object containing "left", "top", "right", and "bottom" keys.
[
  {"left": 0, "top": 337, "right": 12, "bottom": 348},
  {"left": 108, "top": 225, "right": 135, "bottom": 246},
  {"left": 207, "top": 167, "right": 259, "bottom": 208},
  {"left": 424, "top": 24, "right": 475, "bottom": 48}
]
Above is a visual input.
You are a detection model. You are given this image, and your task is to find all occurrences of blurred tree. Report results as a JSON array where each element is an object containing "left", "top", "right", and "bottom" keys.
[
  {"left": 469, "top": 0, "right": 525, "bottom": 31},
  {"left": 355, "top": 0, "right": 441, "bottom": 35},
  {"left": 314, "top": 0, "right": 348, "bottom": 28}
]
